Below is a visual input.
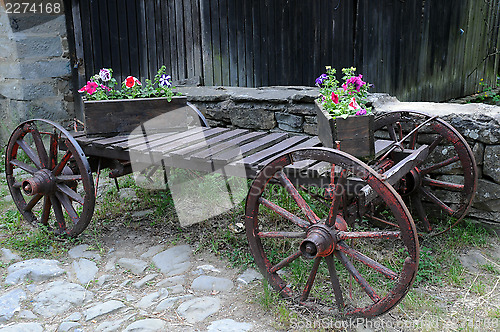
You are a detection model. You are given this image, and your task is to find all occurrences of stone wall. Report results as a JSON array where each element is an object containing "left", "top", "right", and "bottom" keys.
[
  {"left": 0, "top": 7, "right": 73, "bottom": 146},
  {"left": 178, "top": 86, "right": 500, "bottom": 230}
]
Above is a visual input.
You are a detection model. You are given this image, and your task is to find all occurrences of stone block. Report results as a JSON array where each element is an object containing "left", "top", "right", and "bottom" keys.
[
  {"left": 472, "top": 142, "right": 485, "bottom": 165},
  {"left": 275, "top": 112, "right": 304, "bottom": 133},
  {"left": 287, "top": 103, "right": 317, "bottom": 115},
  {"left": 229, "top": 107, "right": 276, "bottom": 130},
  {"left": 303, "top": 122, "right": 318, "bottom": 135},
  {"left": 473, "top": 178, "right": 500, "bottom": 212},
  {"left": 0, "top": 59, "right": 71, "bottom": 79},
  {"left": 8, "top": 14, "right": 66, "bottom": 35},
  {"left": 304, "top": 115, "right": 317, "bottom": 124},
  {"left": 15, "top": 36, "right": 63, "bottom": 58},
  {"left": 0, "top": 79, "right": 59, "bottom": 100},
  {"left": 483, "top": 145, "right": 500, "bottom": 183},
  {"left": 0, "top": 37, "right": 17, "bottom": 59}
]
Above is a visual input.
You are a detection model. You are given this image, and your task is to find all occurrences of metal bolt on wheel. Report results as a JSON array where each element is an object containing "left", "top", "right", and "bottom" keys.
[
  {"left": 245, "top": 148, "right": 419, "bottom": 318},
  {"left": 5, "top": 119, "right": 95, "bottom": 237}
]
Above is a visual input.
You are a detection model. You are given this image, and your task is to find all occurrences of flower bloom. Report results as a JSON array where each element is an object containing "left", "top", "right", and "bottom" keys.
[
  {"left": 78, "top": 81, "right": 98, "bottom": 95},
  {"left": 99, "top": 69, "right": 111, "bottom": 82},
  {"left": 343, "top": 75, "right": 366, "bottom": 93},
  {"left": 355, "top": 109, "right": 367, "bottom": 116},
  {"left": 331, "top": 92, "right": 339, "bottom": 104},
  {"left": 125, "top": 76, "right": 141, "bottom": 88},
  {"left": 159, "top": 74, "right": 172, "bottom": 87},
  {"left": 315, "top": 73, "right": 328, "bottom": 86},
  {"left": 348, "top": 97, "right": 361, "bottom": 111},
  {"left": 100, "top": 84, "right": 111, "bottom": 91}
]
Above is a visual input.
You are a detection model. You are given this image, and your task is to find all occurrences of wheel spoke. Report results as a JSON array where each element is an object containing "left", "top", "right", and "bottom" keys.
[
  {"left": 257, "top": 231, "right": 306, "bottom": 239},
  {"left": 364, "top": 213, "right": 400, "bottom": 228},
  {"left": 269, "top": 250, "right": 302, "bottom": 274},
  {"left": 422, "top": 177, "right": 464, "bottom": 192},
  {"left": 420, "top": 187, "right": 455, "bottom": 215},
  {"left": 56, "top": 183, "right": 84, "bottom": 205},
  {"left": 327, "top": 169, "right": 347, "bottom": 227},
  {"left": 24, "top": 194, "right": 43, "bottom": 212},
  {"left": 336, "top": 252, "right": 381, "bottom": 302},
  {"left": 48, "top": 132, "right": 59, "bottom": 169},
  {"left": 53, "top": 150, "right": 72, "bottom": 176},
  {"left": 50, "top": 194, "right": 67, "bottom": 234},
  {"left": 16, "top": 139, "right": 41, "bottom": 169},
  {"left": 337, "top": 242, "right": 398, "bottom": 280},
  {"left": 300, "top": 256, "right": 322, "bottom": 301},
  {"left": 337, "top": 231, "right": 401, "bottom": 240},
  {"left": 325, "top": 254, "right": 345, "bottom": 312},
  {"left": 40, "top": 196, "right": 51, "bottom": 226},
  {"left": 277, "top": 171, "right": 320, "bottom": 224},
  {"left": 421, "top": 155, "right": 459, "bottom": 174},
  {"left": 411, "top": 194, "right": 432, "bottom": 231},
  {"left": 30, "top": 124, "right": 49, "bottom": 168},
  {"left": 9, "top": 159, "right": 37, "bottom": 174},
  {"left": 55, "top": 175, "right": 82, "bottom": 182},
  {"left": 408, "top": 126, "right": 418, "bottom": 149},
  {"left": 55, "top": 192, "right": 79, "bottom": 224},
  {"left": 259, "top": 197, "right": 310, "bottom": 229},
  {"left": 427, "top": 136, "right": 443, "bottom": 154}
]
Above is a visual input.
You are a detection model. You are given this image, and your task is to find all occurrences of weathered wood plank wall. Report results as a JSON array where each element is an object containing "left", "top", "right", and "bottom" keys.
[{"left": 70, "top": 0, "right": 500, "bottom": 102}]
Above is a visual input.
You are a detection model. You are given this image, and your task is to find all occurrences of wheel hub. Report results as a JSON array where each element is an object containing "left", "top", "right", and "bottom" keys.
[
  {"left": 402, "top": 168, "right": 422, "bottom": 196},
  {"left": 22, "top": 169, "right": 56, "bottom": 196},
  {"left": 300, "top": 224, "right": 337, "bottom": 259}
]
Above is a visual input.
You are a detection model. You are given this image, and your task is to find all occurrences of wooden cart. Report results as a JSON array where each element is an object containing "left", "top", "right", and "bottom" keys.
[{"left": 4, "top": 105, "right": 477, "bottom": 318}]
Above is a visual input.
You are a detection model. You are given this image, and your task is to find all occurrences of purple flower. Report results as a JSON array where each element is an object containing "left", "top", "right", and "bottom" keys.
[
  {"left": 355, "top": 109, "right": 367, "bottom": 116},
  {"left": 315, "top": 73, "right": 328, "bottom": 86},
  {"left": 99, "top": 68, "right": 111, "bottom": 82},
  {"left": 159, "top": 74, "right": 172, "bottom": 87}
]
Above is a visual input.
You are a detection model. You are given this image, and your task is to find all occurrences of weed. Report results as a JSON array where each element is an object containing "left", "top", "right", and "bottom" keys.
[{"left": 415, "top": 246, "right": 442, "bottom": 285}]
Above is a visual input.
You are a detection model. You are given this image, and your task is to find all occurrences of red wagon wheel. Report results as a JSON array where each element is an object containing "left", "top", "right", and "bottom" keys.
[
  {"left": 373, "top": 110, "right": 478, "bottom": 232},
  {"left": 5, "top": 119, "right": 95, "bottom": 237},
  {"left": 245, "top": 147, "right": 419, "bottom": 318}
]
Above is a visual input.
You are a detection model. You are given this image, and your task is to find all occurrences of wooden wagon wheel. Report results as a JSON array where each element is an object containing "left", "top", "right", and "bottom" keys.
[
  {"left": 5, "top": 119, "right": 95, "bottom": 237},
  {"left": 373, "top": 110, "right": 478, "bottom": 232},
  {"left": 245, "top": 147, "right": 419, "bottom": 318}
]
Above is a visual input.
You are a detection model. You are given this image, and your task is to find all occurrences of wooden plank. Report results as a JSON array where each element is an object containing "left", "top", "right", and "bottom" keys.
[
  {"left": 236, "top": 0, "right": 246, "bottom": 86},
  {"left": 183, "top": 0, "right": 195, "bottom": 79},
  {"left": 154, "top": 0, "right": 164, "bottom": 70},
  {"left": 122, "top": 127, "right": 210, "bottom": 151},
  {"left": 251, "top": 0, "right": 261, "bottom": 86},
  {"left": 167, "top": 0, "right": 178, "bottom": 80},
  {"left": 234, "top": 135, "right": 310, "bottom": 167},
  {"left": 257, "top": 137, "right": 321, "bottom": 168},
  {"left": 219, "top": 0, "right": 230, "bottom": 85},
  {"left": 190, "top": 131, "right": 268, "bottom": 162},
  {"left": 111, "top": 132, "right": 175, "bottom": 150},
  {"left": 211, "top": 133, "right": 288, "bottom": 165},
  {"left": 170, "top": 128, "right": 248, "bottom": 159},
  {"left": 145, "top": 0, "right": 157, "bottom": 79},
  {"left": 191, "top": 0, "right": 203, "bottom": 79},
  {"left": 146, "top": 128, "right": 229, "bottom": 154},
  {"left": 75, "top": 135, "right": 106, "bottom": 147},
  {"left": 138, "top": 0, "right": 148, "bottom": 80},
  {"left": 175, "top": 0, "right": 186, "bottom": 80},
  {"left": 200, "top": 0, "right": 213, "bottom": 85},
  {"left": 227, "top": 0, "right": 238, "bottom": 86},
  {"left": 243, "top": 0, "right": 254, "bottom": 86},
  {"left": 90, "top": 135, "right": 140, "bottom": 148},
  {"left": 126, "top": 0, "right": 140, "bottom": 76},
  {"left": 160, "top": 0, "right": 172, "bottom": 79},
  {"left": 307, "top": 161, "right": 331, "bottom": 177}
]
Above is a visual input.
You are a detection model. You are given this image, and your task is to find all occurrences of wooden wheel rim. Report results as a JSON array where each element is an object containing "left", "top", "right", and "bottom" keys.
[
  {"left": 5, "top": 119, "right": 95, "bottom": 237},
  {"left": 245, "top": 147, "right": 419, "bottom": 318}
]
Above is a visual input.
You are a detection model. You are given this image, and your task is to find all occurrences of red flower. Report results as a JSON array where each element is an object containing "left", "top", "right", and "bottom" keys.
[
  {"left": 331, "top": 92, "right": 339, "bottom": 104},
  {"left": 125, "top": 76, "right": 136, "bottom": 88},
  {"left": 86, "top": 82, "right": 98, "bottom": 94}
]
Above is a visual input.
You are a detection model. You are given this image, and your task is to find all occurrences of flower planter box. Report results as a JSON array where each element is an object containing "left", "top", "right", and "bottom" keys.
[
  {"left": 83, "top": 96, "right": 189, "bottom": 137},
  {"left": 315, "top": 100, "right": 375, "bottom": 158}
]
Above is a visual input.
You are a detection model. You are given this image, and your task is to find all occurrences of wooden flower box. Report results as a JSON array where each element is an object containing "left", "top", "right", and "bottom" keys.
[
  {"left": 315, "top": 100, "right": 375, "bottom": 158},
  {"left": 83, "top": 96, "right": 189, "bottom": 137}
]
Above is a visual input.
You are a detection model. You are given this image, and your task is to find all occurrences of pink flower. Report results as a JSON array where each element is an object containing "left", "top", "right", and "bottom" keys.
[
  {"left": 79, "top": 81, "right": 98, "bottom": 94},
  {"left": 343, "top": 75, "right": 366, "bottom": 93},
  {"left": 348, "top": 97, "right": 361, "bottom": 111},
  {"left": 101, "top": 84, "right": 111, "bottom": 91},
  {"left": 331, "top": 92, "right": 339, "bottom": 104},
  {"left": 86, "top": 82, "right": 98, "bottom": 94}
]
